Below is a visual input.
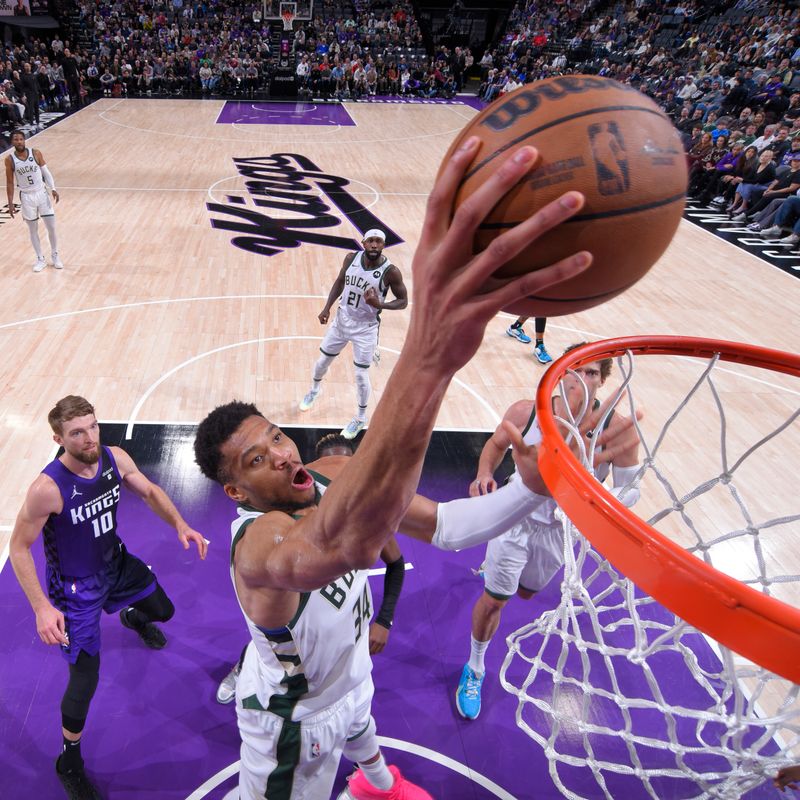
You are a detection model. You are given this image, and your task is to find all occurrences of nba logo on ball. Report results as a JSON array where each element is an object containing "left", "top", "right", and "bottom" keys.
[
  {"left": 588, "top": 121, "right": 630, "bottom": 196},
  {"left": 440, "top": 75, "right": 688, "bottom": 317}
]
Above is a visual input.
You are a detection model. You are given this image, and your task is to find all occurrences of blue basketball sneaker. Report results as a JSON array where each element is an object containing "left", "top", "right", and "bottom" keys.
[
  {"left": 455, "top": 664, "right": 484, "bottom": 720},
  {"left": 506, "top": 324, "right": 532, "bottom": 344},
  {"left": 534, "top": 343, "right": 553, "bottom": 364}
]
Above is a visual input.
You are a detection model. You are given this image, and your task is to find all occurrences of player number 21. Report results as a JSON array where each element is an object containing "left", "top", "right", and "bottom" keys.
[
  {"left": 352, "top": 584, "right": 372, "bottom": 643},
  {"left": 345, "top": 290, "right": 361, "bottom": 308}
]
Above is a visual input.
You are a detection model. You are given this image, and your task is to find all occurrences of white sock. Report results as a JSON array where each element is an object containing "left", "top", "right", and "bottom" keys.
[
  {"left": 26, "top": 219, "right": 43, "bottom": 258},
  {"left": 356, "top": 404, "right": 367, "bottom": 423},
  {"left": 42, "top": 214, "right": 58, "bottom": 254},
  {"left": 310, "top": 380, "right": 321, "bottom": 393},
  {"left": 468, "top": 634, "right": 490, "bottom": 675},
  {"left": 359, "top": 753, "right": 393, "bottom": 791}
]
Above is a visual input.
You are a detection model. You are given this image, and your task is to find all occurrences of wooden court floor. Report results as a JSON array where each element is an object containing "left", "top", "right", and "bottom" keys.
[{"left": 1, "top": 98, "right": 799, "bottom": 768}]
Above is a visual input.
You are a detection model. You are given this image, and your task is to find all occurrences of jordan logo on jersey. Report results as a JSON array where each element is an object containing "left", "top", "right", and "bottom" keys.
[
  {"left": 71, "top": 486, "right": 82, "bottom": 499},
  {"left": 208, "top": 154, "right": 403, "bottom": 258}
]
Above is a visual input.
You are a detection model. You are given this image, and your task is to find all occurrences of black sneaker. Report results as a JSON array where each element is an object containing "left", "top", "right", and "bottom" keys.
[
  {"left": 120, "top": 608, "right": 167, "bottom": 650},
  {"left": 56, "top": 756, "right": 102, "bottom": 800}
]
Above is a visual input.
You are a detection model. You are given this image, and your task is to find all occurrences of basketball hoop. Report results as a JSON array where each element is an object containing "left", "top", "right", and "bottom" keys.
[
  {"left": 499, "top": 336, "right": 800, "bottom": 798},
  {"left": 281, "top": 5, "right": 295, "bottom": 30}
]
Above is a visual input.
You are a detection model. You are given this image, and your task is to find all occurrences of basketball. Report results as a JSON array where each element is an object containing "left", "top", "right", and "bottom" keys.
[{"left": 442, "top": 76, "right": 688, "bottom": 317}]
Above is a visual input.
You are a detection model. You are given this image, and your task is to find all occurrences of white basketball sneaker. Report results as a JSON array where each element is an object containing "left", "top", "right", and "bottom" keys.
[
  {"left": 33, "top": 256, "right": 46, "bottom": 272},
  {"left": 341, "top": 418, "right": 365, "bottom": 440},
  {"left": 52, "top": 252, "right": 64, "bottom": 269},
  {"left": 299, "top": 388, "right": 320, "bottom": 412}
]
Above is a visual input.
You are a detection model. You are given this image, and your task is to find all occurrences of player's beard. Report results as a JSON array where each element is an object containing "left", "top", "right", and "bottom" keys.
[{"left": 73, "top": 444, "right": 101, "bottom": 465}]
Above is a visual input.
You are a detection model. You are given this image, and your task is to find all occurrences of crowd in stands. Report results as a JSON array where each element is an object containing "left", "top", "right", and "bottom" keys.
[{"left": 2, "top": 0, "right": 800, "bottom": 249}]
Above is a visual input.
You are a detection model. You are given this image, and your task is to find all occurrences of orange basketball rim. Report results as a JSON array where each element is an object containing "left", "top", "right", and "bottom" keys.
[{"left": 535, "top": 335, "right": 800, "bottom": 684}]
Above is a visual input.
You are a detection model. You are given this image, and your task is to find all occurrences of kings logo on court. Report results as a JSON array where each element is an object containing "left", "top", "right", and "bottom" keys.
[{"left": 207, "top": 154, "right": 402, "bottom": 256}]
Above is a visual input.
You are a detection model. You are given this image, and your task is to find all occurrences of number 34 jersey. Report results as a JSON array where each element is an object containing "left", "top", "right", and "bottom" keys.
[
  {"left": 41, "top": 446, "right": 123, "bottom": 579},
  {"left": 230, "top": 473, "right": 373, "bottom": 719}
]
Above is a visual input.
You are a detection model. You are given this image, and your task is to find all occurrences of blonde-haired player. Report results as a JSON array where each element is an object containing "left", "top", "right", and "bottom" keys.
[{"left": 5, "top": 129, "right": 63, "bottom": 272}]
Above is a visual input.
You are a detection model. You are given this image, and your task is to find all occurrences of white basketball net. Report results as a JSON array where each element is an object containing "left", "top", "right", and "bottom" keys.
[{"left": 500, "top": 347, "right": 800, "bottom": 799}]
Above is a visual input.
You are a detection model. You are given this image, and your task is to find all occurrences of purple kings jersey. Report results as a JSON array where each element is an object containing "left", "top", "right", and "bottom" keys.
[{"left": 41, "top": 446, "right": 123, "bottom": 578}]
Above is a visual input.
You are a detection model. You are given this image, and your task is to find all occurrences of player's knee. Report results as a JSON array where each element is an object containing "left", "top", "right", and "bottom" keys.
[
  {"left": 481, "top": 590, "right": 509, "bottom": 612},
  {"left": 61, "top": 651, "right": 100, "bottom": 725},
  {"left": 133, "top": 584, "right": 174, "bottom": 622},
  {"left": 342, "top": 716, "right": 379, "bottom": 764},
  {"left": 151, "top": 586, "right": 175, "bottom": 622}
]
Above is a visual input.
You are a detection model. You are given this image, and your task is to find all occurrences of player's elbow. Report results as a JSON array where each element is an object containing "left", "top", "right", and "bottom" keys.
[{"left": 343, "top": 542, "right": 382, "bottom": 572}]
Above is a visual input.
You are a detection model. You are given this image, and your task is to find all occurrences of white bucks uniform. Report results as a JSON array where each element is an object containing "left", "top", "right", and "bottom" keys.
[
  {"left": 11, "top": 148, "right": 54, "bottom": 221},
  {"left": 231, "top": 473, "right": 375, "bottom": 799},
  {"left": 320, "top": 251, "right": 393, "bottom": 367},
  {"left": 484, "top": 402, "right": 613, "bottom": 599}
]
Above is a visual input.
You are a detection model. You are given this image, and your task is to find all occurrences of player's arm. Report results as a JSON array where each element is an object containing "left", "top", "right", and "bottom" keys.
[
  {"left": 110, "top": 446, "right": 207, "bottom": 559},
  {"left": 33, "top": 149, "right": 58, "bottom": 203},
  {"left": 9, "top": 475, "right": 69, "bottom": 645},
  {"left": 367, "top": 264, "right": 408, "bottom": 311},
  {"left": 5, "top": 155, "right": 15, "bottom": 217},
  {"left": 369, "top": 535, "right": 404, "bottom": 654},
  {"left": 319, "top": 253, "right": 355, "bottom": 323},
  {"left": 399, "top": 402, "right": 644, "bottom": 549},
  {"left": 598, "top": 411, "right": 642, "bottom": 508},
  {"left": 471, "top": 399, "right": 533, "bottom": 495},
  {"left": 244, "top": 143, "right": 591, "bottom": 591}
]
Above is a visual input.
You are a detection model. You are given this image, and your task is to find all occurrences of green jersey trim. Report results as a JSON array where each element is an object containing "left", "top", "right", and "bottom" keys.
[{"left": 230, "top": 516, "right": 257, "bottom": 568}]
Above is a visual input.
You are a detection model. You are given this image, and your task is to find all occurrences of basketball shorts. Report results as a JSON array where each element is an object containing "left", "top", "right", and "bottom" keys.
[
  {"left": 47, "top": 542, "right": 158, "bottom": 664},
  {"left": 320, "top": 314, "right": 378, "bottom": 368},
  {"left": 236, "top": 651, "right": 375, "bottom": 800},
  {"left": 484, "top": 515, "right": 565, "bottom": 599},
  {"left": 19, "top": 188, "right": 54, "bottom": 221}
]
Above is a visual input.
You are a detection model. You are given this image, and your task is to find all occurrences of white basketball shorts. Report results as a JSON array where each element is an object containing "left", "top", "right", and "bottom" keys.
[
  {"left": 19, "top": 188, "right": 54, "bottom": 221},
  {"left": 483, "top": 515, "right": 565, "bottom": 598},
  {"left": 236, "top": 651, "right": 375, "bottom": 799},
  {"left": 320, "top": 314, "right": 378, "bottom": 368}
]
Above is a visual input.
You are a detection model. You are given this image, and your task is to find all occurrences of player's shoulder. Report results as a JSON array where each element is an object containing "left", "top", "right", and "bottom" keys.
[
  {"left": 27, "top": 471, "right": 63, "bottom": 512},
  {"left": 307, "top": 455, "right": 349, "bottom": 481},
  {"left": 504, "top": 398, "right": 535, "bottom": 426}
]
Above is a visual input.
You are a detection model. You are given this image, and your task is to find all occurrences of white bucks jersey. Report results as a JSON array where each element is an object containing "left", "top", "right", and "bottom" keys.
[
  {"left": 337, "top": 251, "right": 393, "bottom": 324},
  {"left": 229, "top": 474, "right": 373, "bottom": 719},
  {"left": 510, "top": 400, "right": 612, "bottom": 524},
  {"left": 12, "top": 148, "right": 44, "bottom": 193}
]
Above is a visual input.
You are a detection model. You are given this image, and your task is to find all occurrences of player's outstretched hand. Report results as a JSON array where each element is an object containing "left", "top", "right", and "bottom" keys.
[
  {"left": 581, "top": 398, "right": 644, "bottom": 467},
  {"left": 405, "top": 138, "right": 592, "bottom": 375},
  {"left": 178, "top": 526, "right": 208, "bottom": 559},
  {"left": 36, "top": 601, "right": 68, "bottom": 646},
  {"left": 505, "top": 420, "right": 548, "bottom": 496},
  {"left": 774, "top": 765, "right": 800, "bottom": 792}
]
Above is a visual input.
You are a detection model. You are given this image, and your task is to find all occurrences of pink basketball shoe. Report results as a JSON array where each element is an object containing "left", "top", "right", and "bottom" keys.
[{"left": 338, "top": 764, "right": 433, "bottom": 799}]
